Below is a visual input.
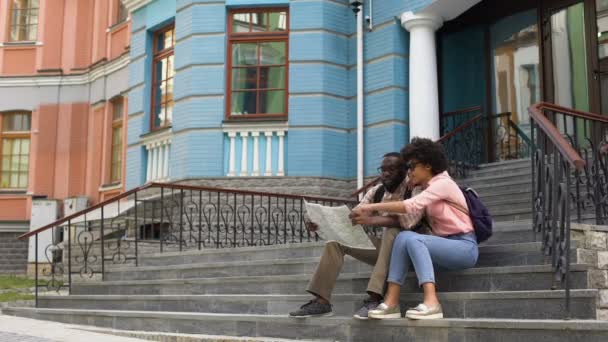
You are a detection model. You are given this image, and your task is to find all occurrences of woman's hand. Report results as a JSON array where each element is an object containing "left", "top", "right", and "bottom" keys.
[{"left": 351, "top": 204, "right": 375, "bottom": 217}]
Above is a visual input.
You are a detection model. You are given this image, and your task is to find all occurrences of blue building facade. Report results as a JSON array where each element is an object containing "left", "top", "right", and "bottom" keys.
[
  {"left": 123, "top": 0, "right": 434, "bottom": 195},
  {"left": 124, "top": 0, "right": 608, "bottom": 196}
]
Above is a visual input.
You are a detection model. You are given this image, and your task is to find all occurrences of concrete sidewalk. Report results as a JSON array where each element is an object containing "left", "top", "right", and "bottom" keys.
[{"left": 0, "top": 314, "right": 148, "bottom": 342}]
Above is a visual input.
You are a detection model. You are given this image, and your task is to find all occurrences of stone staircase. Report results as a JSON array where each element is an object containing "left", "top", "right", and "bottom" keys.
[{"left": 4, "top": 159, "right": 608, "bottom": 341}]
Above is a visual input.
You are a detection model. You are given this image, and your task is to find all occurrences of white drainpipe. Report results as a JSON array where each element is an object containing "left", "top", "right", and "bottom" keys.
[{"left": 356, "top": 5, "right": 364, "bottom": 191}]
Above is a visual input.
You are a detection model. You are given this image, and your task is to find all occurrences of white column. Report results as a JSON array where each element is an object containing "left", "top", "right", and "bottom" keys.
[
  {"left": 277, "top": 131, "right": 285, "bottom": 176},
  {"left": 162, "top": 141, "right": 170, "bottom": 179},
  {"left": 151, "top": 143, "right": 158, "bottom": 181},
  {"left": 401, "top": 12, "right": 443, "bottom": 141},
  {"left": 252, "top": 132, "right": 260, "bottom": 176},
  {"left": 227, "top": 132, "right": 237, "bottom": 176},
  {"left": 145, "top": 145, "right": 152, "bottom": 182},
  {"left": 264, "top": 131, "right": 273, "bottom": 176},
  {"left": 149, "top": 143, "right": 156, "bottom": 181},
  {"left": 240, "top": 132, "right": 249, "bottom": 176}
]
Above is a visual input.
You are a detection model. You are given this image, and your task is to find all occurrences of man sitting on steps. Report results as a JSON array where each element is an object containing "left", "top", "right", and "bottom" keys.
[{"left": 289, "top": 152, "right": 425, "bottom": 320}]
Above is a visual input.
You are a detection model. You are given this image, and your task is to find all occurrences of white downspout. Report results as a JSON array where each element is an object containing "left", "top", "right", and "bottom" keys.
[{"left": 356, "top": 6, "right": 364, "bottom": 191}]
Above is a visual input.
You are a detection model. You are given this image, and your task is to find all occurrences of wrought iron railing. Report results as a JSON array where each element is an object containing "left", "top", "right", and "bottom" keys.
[
  {"left": 493, "top": 112, "right": 532, "bottom": 161},
  {"left": 529, "top": 102, "right": 608, "bottom": 318},
  {"left": 18, "top": 183, "right": 357, "bottom": 305}
]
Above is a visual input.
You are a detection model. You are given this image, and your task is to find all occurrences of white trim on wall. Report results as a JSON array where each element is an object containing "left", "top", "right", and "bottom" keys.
[{"left": 0, "top": 54, "right": 130, "bottom": 88}]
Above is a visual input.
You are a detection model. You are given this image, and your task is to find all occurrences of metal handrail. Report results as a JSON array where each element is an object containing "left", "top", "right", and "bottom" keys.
[
  {"left": 19, "top": 183, "right": 357, "bottom": 240},
  {"left": 527, "top": 102, "right": 608, "bottom": 319},
  {"left": 528, "top": 103, "right": 586, "bottom": 170},
  {"left": 350, "top": 112, "right": 486, "bottom": 197}
]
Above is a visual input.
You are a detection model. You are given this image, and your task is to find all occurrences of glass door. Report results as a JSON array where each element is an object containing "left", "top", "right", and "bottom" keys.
[{"left": 595, "top": 0, "right": 608, "bottom": 114}]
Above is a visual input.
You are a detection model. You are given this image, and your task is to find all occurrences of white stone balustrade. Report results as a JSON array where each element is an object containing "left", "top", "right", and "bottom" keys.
[
  {"left": 224, "top": 123, "right": 287, "bottom": 177},
  {"left": 145, "top": 135, "right": 171, "bottom": 182}
]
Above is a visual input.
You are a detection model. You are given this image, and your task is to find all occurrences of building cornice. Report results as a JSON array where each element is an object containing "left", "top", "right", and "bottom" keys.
[
  {"left": 122, "top": 0, "right": 152, "bottom": 13},
  {"left": 0, "top": 54, "right": 130, "bottom": 88}
]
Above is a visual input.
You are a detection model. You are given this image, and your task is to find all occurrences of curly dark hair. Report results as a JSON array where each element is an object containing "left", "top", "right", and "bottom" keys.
[{"left": 400, "top": 137, "right": 448, "bottom": 175}]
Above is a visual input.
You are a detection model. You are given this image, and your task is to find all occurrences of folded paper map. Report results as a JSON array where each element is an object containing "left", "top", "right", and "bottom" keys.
[{"left": 304, "top": 201, "right": 374, "bottom": 249}]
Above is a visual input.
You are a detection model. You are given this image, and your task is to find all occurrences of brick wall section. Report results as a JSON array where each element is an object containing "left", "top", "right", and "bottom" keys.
[
  {"left": 0, "top": 232, "right": 28, "bottom": 275},
  {"left": 571, "top": 223, "right": 608, "bottom": 321}
]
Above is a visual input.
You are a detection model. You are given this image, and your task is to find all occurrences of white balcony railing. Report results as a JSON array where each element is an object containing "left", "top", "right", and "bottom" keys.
[
  {"left": 224, "top": 123, "right": 287, "bottom": 177},
  {"left": 145, "top": 135, "right": 171, "bottom": 182}
]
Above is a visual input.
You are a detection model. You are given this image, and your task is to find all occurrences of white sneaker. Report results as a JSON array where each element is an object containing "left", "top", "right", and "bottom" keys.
[
  {"left": 405, "top": 303, "right": 443, "bottom": 320},
  {"left": 367, "top": 302, "right": 401, "bottom": 319}
]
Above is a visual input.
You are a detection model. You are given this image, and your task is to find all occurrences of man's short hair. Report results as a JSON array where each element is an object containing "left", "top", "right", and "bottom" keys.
[{"left": 383, "top": 152, "right": 401, "bottom": 159}]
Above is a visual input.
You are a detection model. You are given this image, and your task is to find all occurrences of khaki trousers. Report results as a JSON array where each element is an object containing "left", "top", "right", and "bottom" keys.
[{"left": 305, "top": 227, "right": 400, "bottom": 302}]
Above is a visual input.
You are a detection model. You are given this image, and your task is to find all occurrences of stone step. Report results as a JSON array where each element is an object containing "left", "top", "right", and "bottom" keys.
[
  {"left": 38, "top": 289, "right": 598, "bottom": 320},
  {"left": 466, "top": 163, "right": 532, "bottom": 178},
  {"left": 69, "top": 264, "right": 591, "bottom": 296},
  {"left": 461, "top": 171, "right": 532, "bottom": 188},
  {"left": 104, "top": 242, "right": 579, "bottom": 282},
  {"left": 477, "top": 159, "right": 532, "bottom": 170},
  {"left": 4, "top": 307, "right": 608, "bottom": 342},
  {"left": 134, "top": 226, "right": 539, "bottom": 268}
]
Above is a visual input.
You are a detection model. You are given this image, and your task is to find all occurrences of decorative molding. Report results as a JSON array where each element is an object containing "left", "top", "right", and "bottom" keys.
[
  {"left": 122, "top": 0, "right": 152, "bottom": 13},
  {"left": 222, "top": 122, "right": 288, "bottom": 135},
  {"left": 0, "top": 54, "right": 130, "bottom": 88},
  {"left": 99, "top": 183, "right": 123, "bottom": 192},
  {"left": 141, "top": 128, "right": 173, "bottom": 146}
]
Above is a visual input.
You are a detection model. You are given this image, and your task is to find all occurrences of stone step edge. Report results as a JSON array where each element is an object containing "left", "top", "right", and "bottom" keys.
[
  {"left": 39, "top": 289, "right": 598, "bottom": 302},
  {"left": 138, "top": 227, "right": 536, "bottom": 260},
  {"left": 82, "top": 327, "right": 329, "bottom": 342},
  {"left": 72, "top": 264, "right": 591, "bottom": 287},
  {"left": 4, "top": 307, "right": 608, "bottom": 331},
  {"left": 107, "top": 242, "right": 575, "bottom": 273}
]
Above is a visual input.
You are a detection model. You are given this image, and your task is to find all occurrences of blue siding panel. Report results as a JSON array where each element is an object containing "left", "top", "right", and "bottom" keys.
[
  {"left": 290, "top": 63, "right": 349, "bottom": 97},
  {"left": 364, "top": 88, "right": 408, "bottom": 125},
  {"left": 175, "top": 34, "right": 226, "bottom": 69},
  {"left": 364, "top": 124, "right": 408, "bottom": 176},
  {"left": 288, "top": 129, "right": 349, "bottom": 178},
  {"left": 365, "top": 56, "right": 407, "bottom": 93},
  {"left": 290, "top": 32, "right": 350, "bottom": 66},
  {"left": 174, "top": 66, "right": 225, "bottom": 100},
  {"left": 289, "top": 95, "right": 350, "bottom": 129},
  {"left": 171, "top": 131, "right": 225, "bottom": 178},
  {"left": 125, "top": 146, "right": 145, "bottom": 189},
  {"left": 173, "top": 96, "right": 225, "bottom": 130},
  {"left": 290, "top": 1, "right": 352, "bottom": 35},
  {"left": 176, "top": 3, "right": 226, "bottom": 40}
]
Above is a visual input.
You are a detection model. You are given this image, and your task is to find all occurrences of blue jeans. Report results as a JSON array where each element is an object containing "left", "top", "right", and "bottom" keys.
[{"left": 387, "top": 231, "right": 478, "bottom": 287}]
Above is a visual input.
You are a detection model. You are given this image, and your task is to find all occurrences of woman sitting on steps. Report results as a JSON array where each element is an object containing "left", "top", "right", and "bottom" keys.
[{"left": 351, "top": 137, "right": 479, "bottom": 320}]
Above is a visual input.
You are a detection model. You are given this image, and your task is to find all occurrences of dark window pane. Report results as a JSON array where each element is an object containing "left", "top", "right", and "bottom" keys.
[
  {"left": 113, "top": 100, "right": 123, "bottom": 121},
  {"left": 155, "top": 58, "right": 168, "bottom": 81},
  {"left": 117, "top": 1, "right": 128, "bottom": 23},
  {"left": 232, "top": 67, "right": 258, "bottom": 90},
  {"left": 232, "top": 43, "right": 258, "bottom": 66},
  {"left": 233, "top": 13, "right": 250, "bottom": 32},
  {"left": 153, "top": 102, "right": 163, "bottom": 128},
  {"left": 3, "top": 113, "right": 31, "bottom": 131},
  {"left": 165, "top": 78, "right": 174, "bottom": 103},
  {"left": 259, "top": 90, "right": 285, "bottom": 114},
  {"left": 231, "top": 91, "right": 257, "bottom": 115},
  {"left": 165, "top": 100, "right": 174, "bottom": 125},
  {"left": 259, "top": 66, "right": 285, "bottom": 89},
  {"left": 156, "top": 29, "right": 174, "bottom": 52},
  {"left": 260, "top": 42, "right": 286, "bottom": 65},
  {"left": 27, "top": 24, "right": 37, "bottom": 41},
  {"left": 167, "top": 55, "right": 175, "bottom": 78},
  {"left": 268, "top": 12, "right": 287, "bottom": 31},
  {"left": 251, "top": 12, "right": 268, "bottom": 32}
]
